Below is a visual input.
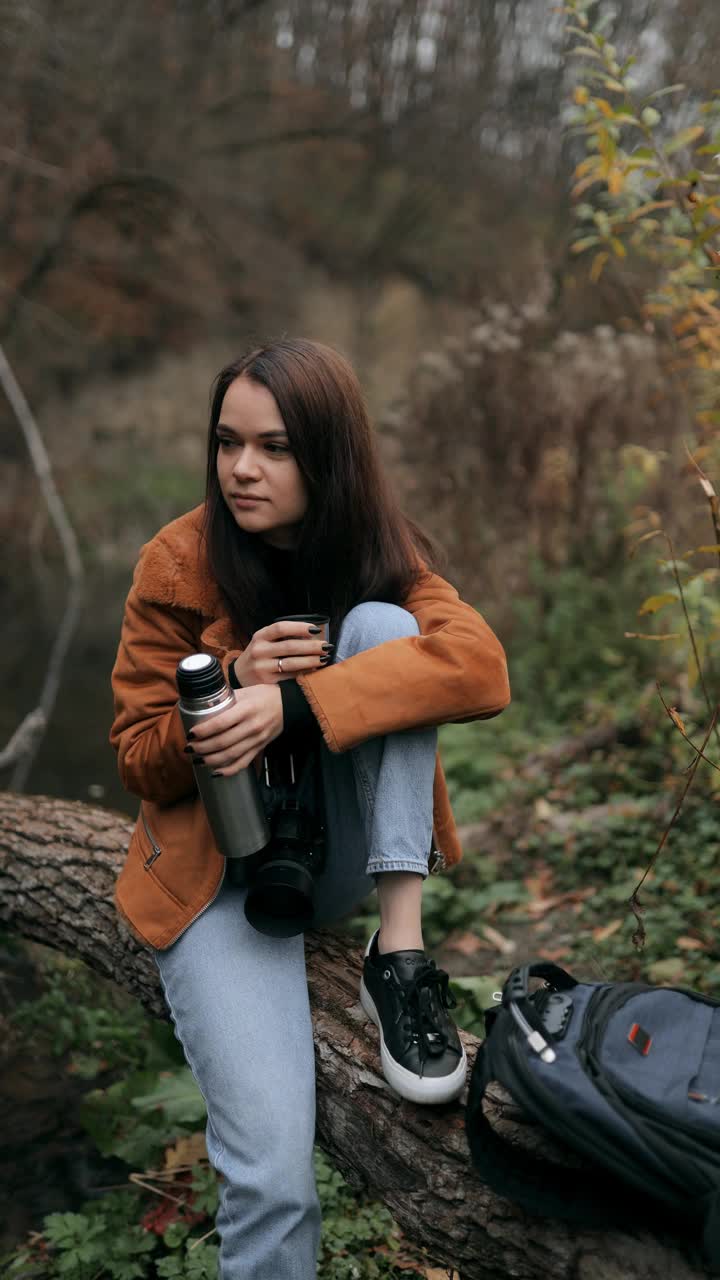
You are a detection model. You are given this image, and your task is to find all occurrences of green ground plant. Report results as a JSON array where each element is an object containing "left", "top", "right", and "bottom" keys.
[{"left": 2, "top": 950, "right": 429, "bottom": 1279}]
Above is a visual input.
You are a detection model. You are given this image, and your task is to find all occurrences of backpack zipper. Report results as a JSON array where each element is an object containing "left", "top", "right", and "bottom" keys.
[{"left": 141, "top": 807, "right": 163, "bottom": 869}]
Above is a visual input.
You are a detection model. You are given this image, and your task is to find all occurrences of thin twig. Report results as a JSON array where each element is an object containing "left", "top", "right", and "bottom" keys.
[
  {"left": 127, "top": 1173, "right": 185, "bottom": 1205},
  {"left": 632, "top": 524, "right": 720, "bottom": 755},
  {"left": 684, "top": 439, "right": 720, "bottom": 575},
  {"left": 629, "top": 704, "right": 718, "bottom": 950},
  {"left": 656, "top": 682, "right": 720, "bottom": 773},
  {"left": 188, "top": 1226, "right": 219, "bottom": 1250}
]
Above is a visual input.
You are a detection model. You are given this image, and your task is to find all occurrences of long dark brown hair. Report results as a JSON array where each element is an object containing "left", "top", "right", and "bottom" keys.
[{"left": 201, "top": 338, "right": 445, "bottom": 644}]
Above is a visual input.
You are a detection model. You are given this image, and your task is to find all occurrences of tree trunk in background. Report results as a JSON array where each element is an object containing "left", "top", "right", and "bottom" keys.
[{"left": 0, "top": 790, "right": 712, "bottom": 1280}]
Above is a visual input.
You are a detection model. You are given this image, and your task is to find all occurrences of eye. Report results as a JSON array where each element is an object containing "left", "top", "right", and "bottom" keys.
[{"left": 266, "top": 443, "right": 290, "bottom": 454}]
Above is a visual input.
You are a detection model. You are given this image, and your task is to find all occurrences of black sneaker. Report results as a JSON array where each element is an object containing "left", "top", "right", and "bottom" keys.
[{"left": 359, "top": 929, "right": 467, "bottom": 1105}]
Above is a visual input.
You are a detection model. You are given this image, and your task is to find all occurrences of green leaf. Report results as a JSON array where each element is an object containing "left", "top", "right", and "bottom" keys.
[
  {"left": 131, "top": 1069, "right": 206, "bottom": 1125},
  {"left": 163, "top": 1222, "right": 191, "bottom": 1249},
  {"left": 156, "top": 1258, "right": 185, "bottom": 1278}
]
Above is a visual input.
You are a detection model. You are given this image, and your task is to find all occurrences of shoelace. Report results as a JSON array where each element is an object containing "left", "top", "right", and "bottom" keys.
[{"left": 392, "top": 962, "right": 460, "bottom": 1067}]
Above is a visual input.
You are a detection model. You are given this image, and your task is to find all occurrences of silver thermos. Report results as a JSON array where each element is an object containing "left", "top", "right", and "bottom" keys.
[{"left": 176, "top": 653, "right": 270, "bottom": 862}]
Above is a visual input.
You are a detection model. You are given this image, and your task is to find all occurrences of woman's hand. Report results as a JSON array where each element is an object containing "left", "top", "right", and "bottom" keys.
[
  {"left": 232, "top": 620, "right": 331, "bottom": 687},
  {"left": 187, "top": 685, "right": 284, "bottom": 775}
]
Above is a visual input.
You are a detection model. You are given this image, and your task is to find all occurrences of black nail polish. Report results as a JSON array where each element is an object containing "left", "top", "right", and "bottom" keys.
[
  {"left": 183, "top": 745, "right": 195, "bottom": 754},
  {"left": 319, "top": 655, "right": 330, "bottom": 665},
  {"left": 322, "top": 642, "right": 334, "bottom": 651},
  {"left": 211, "top": 770, "right": 223, "bottom": 777},
  {"left": 308, "top": 626, "right": 321, "bottom": 634}
]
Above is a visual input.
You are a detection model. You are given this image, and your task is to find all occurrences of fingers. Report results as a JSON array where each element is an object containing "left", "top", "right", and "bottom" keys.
[
  {"left": 270, "top": 651, "right": 332, "bottom": 675},
  {"left": 187, "top": 687, "right": 284, "bottom": 773},
  {"left": 264, "top": 621, "right": 325, "bottom": 643},
  {"left": 191, "top": 724, "right": 261, "bottom": 770}
]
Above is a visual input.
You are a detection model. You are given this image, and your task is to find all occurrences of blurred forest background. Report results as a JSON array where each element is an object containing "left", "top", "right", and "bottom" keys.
[{"left": 2, "top": 1, "right": 720, "bottom": 1277}]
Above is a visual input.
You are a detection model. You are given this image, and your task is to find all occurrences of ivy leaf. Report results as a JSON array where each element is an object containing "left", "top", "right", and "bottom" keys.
[
  {"left": 131, "top": 1069, "right": 207, "bottom": 1125},
  {"left": 156, "top": 1257, "right": 185, "bottom": 1278},
  {"left": 163, "top": 1222, "right": 191, "bottom": 1249}
]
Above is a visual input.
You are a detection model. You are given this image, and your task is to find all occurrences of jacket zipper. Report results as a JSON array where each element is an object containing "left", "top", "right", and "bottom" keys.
[
  {"left": 140, "top": 804, "right": 228, "bottom": 942},
  {"left": 141, "top": 807, "right": 163, "bottom": 869},
  {"left": 173, "top": 860, "right": 227, "bottom": 942}
]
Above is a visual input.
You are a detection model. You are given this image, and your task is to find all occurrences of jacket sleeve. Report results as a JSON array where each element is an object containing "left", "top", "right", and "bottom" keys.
[
  {"left": 110, "top": 574, "right": 200, "bottom": 805},
  {"left": 297, "top": 568, "right": 510, "bottom": 753}
]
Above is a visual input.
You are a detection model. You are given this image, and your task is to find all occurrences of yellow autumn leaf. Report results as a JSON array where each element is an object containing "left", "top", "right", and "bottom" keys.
[
  {"left": 594, "top": 97, "right": 614, "bottom": 118},
  {"left": 163, "top": 1132, "right": 208, "bottom": 1171},
  {"left": 590, "top": 250, "right": 609, "bottom": 281},
  {"left": 608, "top": 168, "right": 624, "bottom": 196},
  {"left": 676, "top": 936, "right": 705, "bottom": 951},
  {"left": 574, "top": 85, "right": 589, "bottom": 105},
  {"left": 592, "top": 919, "right": 623, "bottom": 943},
  {"left": 668, "top": 707, "right": 687, "bottom": 734},
  {"left": 664, "top": 124, "right": 705, "bottom": 156},
  {"left": 575, "top": 155, "right": 599, "bottom": 177},
  {"left": 638, "top": 592, "right": 677, "bottom": 615}
]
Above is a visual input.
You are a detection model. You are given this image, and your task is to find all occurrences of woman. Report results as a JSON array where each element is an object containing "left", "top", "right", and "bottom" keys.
[{"left": 110, "top": 338, "right": 510, "bottom": 1280}]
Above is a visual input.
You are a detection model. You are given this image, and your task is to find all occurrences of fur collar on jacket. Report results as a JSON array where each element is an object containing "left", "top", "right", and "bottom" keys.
[{"left": 134, "top": 505, "right": 224, "bottom": 618}]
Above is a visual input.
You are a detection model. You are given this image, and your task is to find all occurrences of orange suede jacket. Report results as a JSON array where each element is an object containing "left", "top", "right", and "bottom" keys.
[{"left": 109, "top": 505, "right": 511, "bottom": 949}]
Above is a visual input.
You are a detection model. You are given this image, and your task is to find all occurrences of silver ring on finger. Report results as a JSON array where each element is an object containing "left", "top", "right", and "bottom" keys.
[{"left": 277, "top": 657, "right": 283, "bottom": 674}]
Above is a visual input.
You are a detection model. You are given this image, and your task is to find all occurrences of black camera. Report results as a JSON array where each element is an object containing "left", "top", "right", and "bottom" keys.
[{"left": 226, "top": 745, "right": 326, "bottom": 938}]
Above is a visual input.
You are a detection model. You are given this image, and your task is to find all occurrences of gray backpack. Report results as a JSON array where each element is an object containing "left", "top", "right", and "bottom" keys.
[{"left": 466, "top": 961, "right": 720, "bottom": 1266}]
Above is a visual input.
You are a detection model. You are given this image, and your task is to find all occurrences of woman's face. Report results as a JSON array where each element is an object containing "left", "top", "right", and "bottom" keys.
[{"left": 215, "top": 376, "right": 308, "bottom": 549}]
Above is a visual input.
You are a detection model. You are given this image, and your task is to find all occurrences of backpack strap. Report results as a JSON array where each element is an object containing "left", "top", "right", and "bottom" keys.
[
  {"left": 499, "top": 963, "right": 579, "bottom": 1063},
  {"left": 503, "top": 961, "right": 578, "bottom": 1005},
  {"left": 703, "top": 1191, "right": 720, "bottom": 1265}
]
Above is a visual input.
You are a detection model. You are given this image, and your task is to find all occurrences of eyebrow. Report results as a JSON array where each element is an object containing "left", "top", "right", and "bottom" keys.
[{"left": 216, "top": 423, "right": 288, "bottom": 440}]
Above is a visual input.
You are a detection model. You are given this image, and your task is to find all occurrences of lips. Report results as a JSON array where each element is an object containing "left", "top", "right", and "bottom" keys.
[{"left": 231, "top": 494, "right": 267, "bottom": 502}]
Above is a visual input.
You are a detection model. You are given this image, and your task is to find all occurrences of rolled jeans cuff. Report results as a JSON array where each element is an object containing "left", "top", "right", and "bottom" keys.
[{"left": 368, "top": 859, "right": 429, "bottom": 879}]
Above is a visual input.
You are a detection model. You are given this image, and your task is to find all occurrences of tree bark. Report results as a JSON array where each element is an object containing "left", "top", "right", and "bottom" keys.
[{"left": 0, "top": 791, "right": 713, "bottom": 1280}]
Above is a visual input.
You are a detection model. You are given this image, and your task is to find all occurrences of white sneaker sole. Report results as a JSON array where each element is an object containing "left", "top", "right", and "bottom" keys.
[{"left": 360, "top": 933, "right": 467, "bottom": 1106}]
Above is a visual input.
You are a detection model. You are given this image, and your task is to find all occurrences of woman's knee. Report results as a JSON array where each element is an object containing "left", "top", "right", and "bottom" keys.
[{"left": 336, "top": 601, "right": 419, "bottom": 658}]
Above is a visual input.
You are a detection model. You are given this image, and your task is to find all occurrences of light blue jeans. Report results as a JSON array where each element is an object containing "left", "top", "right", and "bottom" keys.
[{"left": 154, "top": 603, "right": 438, "bottom": 1279}]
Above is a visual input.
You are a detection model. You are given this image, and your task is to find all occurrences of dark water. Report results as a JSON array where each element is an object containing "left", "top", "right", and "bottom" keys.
[
  {"left": 2, "top": 570, "right": 137, "bottom": 819},
  {"left": 1, "top": 570, "right": 142, "bottom": 1253}
]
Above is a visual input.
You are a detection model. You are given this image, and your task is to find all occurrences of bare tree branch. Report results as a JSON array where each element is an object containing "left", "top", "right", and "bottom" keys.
[
  {"left": 0, "top": 345, "right": 85, "bottom": 791},
  {"left": 0, "top": 790, "right": 713, "bottom": 1280}
]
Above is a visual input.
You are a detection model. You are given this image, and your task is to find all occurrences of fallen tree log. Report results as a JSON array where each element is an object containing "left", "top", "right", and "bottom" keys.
[{"left": 0, "top": 790, "right": 713, "bottom": 1280}]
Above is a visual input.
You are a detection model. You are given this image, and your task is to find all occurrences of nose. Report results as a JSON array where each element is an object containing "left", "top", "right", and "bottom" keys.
[{"left": 232, "top": 445, "right": 262, "bottom": 481}]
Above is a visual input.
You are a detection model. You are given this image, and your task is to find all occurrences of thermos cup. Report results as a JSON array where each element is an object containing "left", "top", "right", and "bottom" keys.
[{"left": 176, "top": 653, "right": 270, "bottom": 865}]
